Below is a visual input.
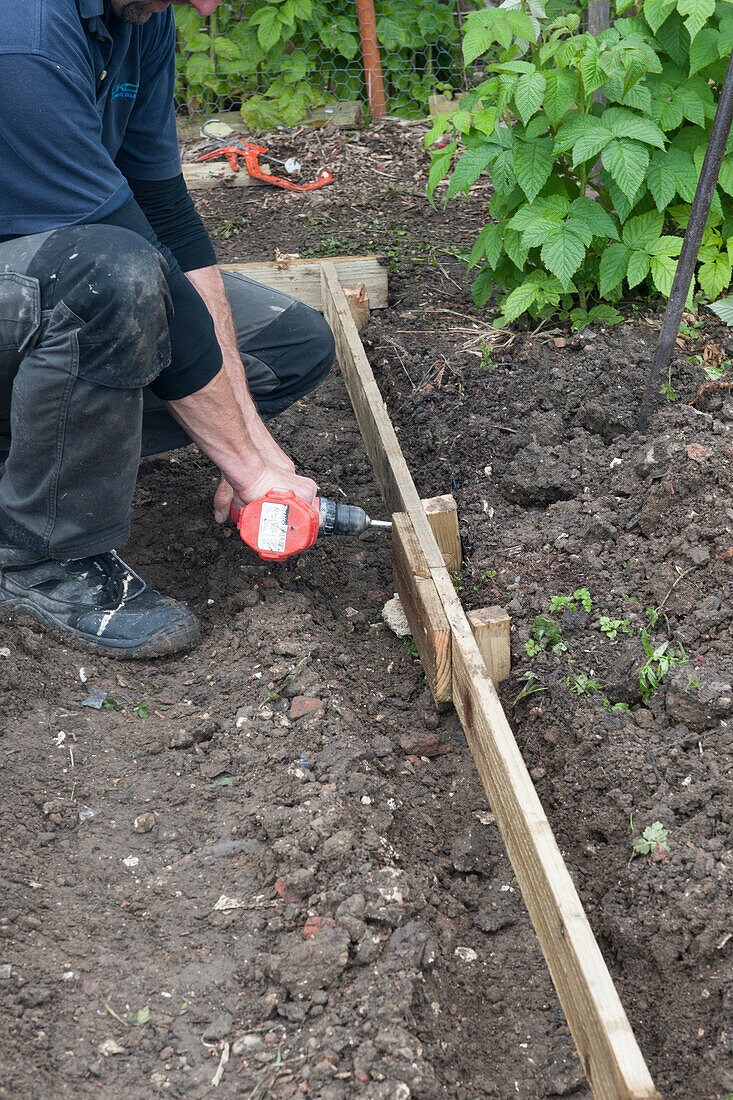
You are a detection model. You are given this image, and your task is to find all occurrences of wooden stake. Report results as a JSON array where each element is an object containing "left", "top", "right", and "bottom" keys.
[
  {"left": 393, "top": 514, "right": 451, "bottom": 702},
  {"left": 343, "top": 284, "right": 371, "bottom": 332},
  {"left": 422, "top": 494, "right": 462, "bottom": 573},
  {"left": 467, "top": 606, "right": 511, "bottom": 686}
]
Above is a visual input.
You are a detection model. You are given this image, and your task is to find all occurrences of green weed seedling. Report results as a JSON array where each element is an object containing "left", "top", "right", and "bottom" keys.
[
  {"left": 637, "top": 629, "right": 686, "bottom": 703},
  {"left": 685, "top": 674, "right": 702, "bottom": 692},
  {"left": 132, "top": 699, "right": 149, "bottom": 719},
  {"left": 548, "top": 588, "right": 592, "bottom": 614},
  {"left": 601, "top": 698, "right": 631, "bottom": 713},
  {"left": 525, "top": 615, "right": 566, "bottom": 658},
  {"left": 512, "top": 671, "right": 549, "bottom": 705},
  {"left": 599, "top": 615, "right": 633, "bottom": 641},
  {"left": 566, "top": 673, "right": 604, "bottom": 696},
  {"left": 629, "top": 821, "right": 670, "bottom": 864},
  {"left": 645, "top": 606, "right": 660, "bottom": 627}
]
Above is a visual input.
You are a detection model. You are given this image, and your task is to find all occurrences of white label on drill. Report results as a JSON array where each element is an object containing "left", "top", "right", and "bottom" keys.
[{"left": 257, "top": 502, "right": 289, "bottom": 553}]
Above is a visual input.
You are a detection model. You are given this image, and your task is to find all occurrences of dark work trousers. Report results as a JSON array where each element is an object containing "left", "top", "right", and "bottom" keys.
[{"left": 0, "top": 226, "right": 334, "bottom": 560}]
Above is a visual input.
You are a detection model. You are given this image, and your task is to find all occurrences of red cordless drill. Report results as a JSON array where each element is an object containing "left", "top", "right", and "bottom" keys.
[{"left": 230, "top": 490, "right": 391, "bottom": 561}]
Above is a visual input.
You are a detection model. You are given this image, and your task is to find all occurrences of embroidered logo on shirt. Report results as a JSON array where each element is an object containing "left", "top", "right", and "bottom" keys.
[{"left": 111, "top": 83, "right": 139, "bottom": 100}]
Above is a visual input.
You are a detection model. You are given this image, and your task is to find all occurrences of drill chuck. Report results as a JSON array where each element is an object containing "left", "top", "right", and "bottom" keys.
[{"left": 318, "top": 498, "right": 391, "bottom": 537}]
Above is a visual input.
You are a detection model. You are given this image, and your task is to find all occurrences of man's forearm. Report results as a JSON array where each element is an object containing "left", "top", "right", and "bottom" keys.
[{"left": 184, "top": 264, "right": 257, "bottom": 424}]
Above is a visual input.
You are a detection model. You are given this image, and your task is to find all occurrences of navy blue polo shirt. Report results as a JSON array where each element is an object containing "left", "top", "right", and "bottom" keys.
[{"left": 0, "top": 0, "right": 182, "bottom": 237}]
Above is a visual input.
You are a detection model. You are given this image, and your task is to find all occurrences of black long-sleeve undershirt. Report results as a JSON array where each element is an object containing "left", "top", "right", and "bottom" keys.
[{"left": 125, "top": 173, "right": 217, "bottom": 274}]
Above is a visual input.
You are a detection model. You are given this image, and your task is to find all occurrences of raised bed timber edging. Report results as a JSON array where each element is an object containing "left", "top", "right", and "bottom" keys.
[{"left": 320, "top": 259, "right": 661, "bottom": 1100}]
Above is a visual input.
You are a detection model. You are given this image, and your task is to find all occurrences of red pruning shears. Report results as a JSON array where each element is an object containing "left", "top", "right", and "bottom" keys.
[{"left": 195, "top": 126, "right": 333, "bottom": 193}]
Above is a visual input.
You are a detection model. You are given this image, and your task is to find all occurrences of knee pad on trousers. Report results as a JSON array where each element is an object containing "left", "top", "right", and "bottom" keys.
[{"left": 28, "top": 224, "right": 173, "bottom": 389}]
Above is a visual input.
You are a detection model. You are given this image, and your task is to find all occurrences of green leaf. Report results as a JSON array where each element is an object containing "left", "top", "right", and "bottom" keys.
[
  {"left": 649, "top": 235, "right": 683, "bottom": 257},
  {"left": 698, "top": 252, "right": 733, "bottom": 298},
  {"left": 491, "top": 145, "right": 518, "bottom": 195},
  {"left": 507, "top": 195, "right": 570, "bottom": 230},
  {"left": 649, "top": 148, "right": 698, "bottom": 212},
  {"left": 688, "top": 26, "right": 719, "bottom": 73},
  {"left": 255, "top": 7, "right": 284, "bottom": 51},
  {"left": 644, "top": 0, "right": 676, "bottom": 33},
  {"left": 579, "top": 43, "right": 608, "bottom": 95},
  {"left": 570, "top": 197, "right": 620, "bottom": 240},
  {"left": 445, "top": 145, "right": 495, "bottom": 199},
  {"left": 427, "top": 142, "right": 456, "bottom": 202},
  {"left": 472, "top": 267, "right": 496, "bottom": 310},
  {"left": 213, "top": 36, "right": 241, "bottom": 60},
  {"left": 540, "top": 229, "right": 587, "bottom": 288},
  {"left": 676, "top": 0, "right": 714, "bottom": 43},
  {"left": 136, "top": 1006, "right": 151, "bottom": 1026},
  {"left": 708, "top": 295, "right": 733, "bottom": 324},
  {"left": 602, "top": 139, "right": 650, "bottom": 202},
  {"left": 468, "top": 222, "right": 504, "bottom": 271},
  {"left": 627, "top": 250, "right": 652, "bottom": 287},
  {"left": 587, "top": 304, "right": 624, "bottom": 325},
  {"left": 462, "top": 8, "right": 536, "bottom": 65},
  {"left": 650, "top": 252, "right": 679, "bottom": 295},
  {"left": 600, "top": 242, "right": 632, "bottom": 294},
  {"left": 424, "top": 113, "right": 451, "bottom": 149},
  {"left": 622, "top": 210, "right": 664, "bottom": 249},
  {"left": 515, "top": 71, "right": 546, "bottom": 126},
  {"left": 500, "top": 279, "right": 542, "bottom": 323},
  {"left": 655, "top": 11, "right": 690, "bottom": 66},
  {"left": 543, "top": 71, "right": 578, "bottom": 127},
  {"left": 572, "top": 131, "right": 613, "bottom": 167},
  {"left": 603, "top": 107, "right": 666, "bottom": 150},
  {"left": 514, "top": 137, "right": 554, "bottom": 203},
  {"left": 554, "top": 114, "right": 606, "bottom": 154},
  {"left": 522, "top": 216, "right": 568, "bottom": 248},
  {"left": 181, "top": 31, "right": 211, "bottom": 52},
  {"left": 504, "top": 227, "right": 529, "bottom": 269}
]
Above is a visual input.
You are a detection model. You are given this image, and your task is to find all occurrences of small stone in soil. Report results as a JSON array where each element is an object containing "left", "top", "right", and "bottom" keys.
[
  {"left": 133, "top": 813, "right": 156, "bottom": 834},
  {"left": 290, "top": 696, "right": 324, "bottom": 721},
  {"left": 399, "top": 731, "right": 450, "bottom": 757}
]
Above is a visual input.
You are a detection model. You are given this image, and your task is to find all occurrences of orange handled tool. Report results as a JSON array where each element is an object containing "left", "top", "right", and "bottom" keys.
[
  {"left": 230, "top": 490, "right": 390, "bottom": 561},
  {"left": 195, "top": 141, "right": 333, "bottom": 193}
]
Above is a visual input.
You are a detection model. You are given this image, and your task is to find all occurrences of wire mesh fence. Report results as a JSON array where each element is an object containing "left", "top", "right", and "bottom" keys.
[{"left": 173, "top": 1, "right": 478, "bottom": 124}]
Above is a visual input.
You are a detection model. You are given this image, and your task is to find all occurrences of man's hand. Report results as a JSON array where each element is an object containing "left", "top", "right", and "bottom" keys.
[{"left": 214, "top": 465, "right": 317, "bottom": 524}]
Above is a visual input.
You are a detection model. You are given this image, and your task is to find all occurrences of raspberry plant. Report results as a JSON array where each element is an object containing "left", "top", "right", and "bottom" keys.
[{"left": 427, "top": 0, "right": 733, "bottom": 325}]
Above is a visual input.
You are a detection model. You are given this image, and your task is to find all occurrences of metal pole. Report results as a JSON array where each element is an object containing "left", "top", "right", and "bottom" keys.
[{"left": 639, "top": 51, "right": 733, "bottom": 430}]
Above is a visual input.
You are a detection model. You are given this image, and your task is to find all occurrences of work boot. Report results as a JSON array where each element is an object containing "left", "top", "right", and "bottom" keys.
[{"left": 0, "top": 544, "right": 199, "bottom": 657}]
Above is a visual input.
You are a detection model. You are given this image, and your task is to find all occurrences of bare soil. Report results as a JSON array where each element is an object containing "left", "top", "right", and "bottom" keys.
[{"left": 0, "top": 118, "right": 731, "bottom": 1100}]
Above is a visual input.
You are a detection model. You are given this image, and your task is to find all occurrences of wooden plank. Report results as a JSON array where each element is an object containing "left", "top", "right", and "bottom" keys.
[
  {"left": 320, "top": 262, "right": 445, "bottom": 569},
  {"left": 429, "top": 565, "right": 659, "bottom": 1100},
  {"left": 468, "top": 606, "right": 511, "bottom": 686},
  {"left": 224, "top": 256, "right": 388, "bottom": 313},
  {"left": 323, "top": 261, "right": 660, "bottom": 1100},
  {"left": 183, "top": 162, "right": 264, "bottom": 191},
  {"left": 422, "top": 494, "right": 462, "bottom": 573},
  {"left": 393, "top": 513, "right": 451, "bottom": 702}
]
